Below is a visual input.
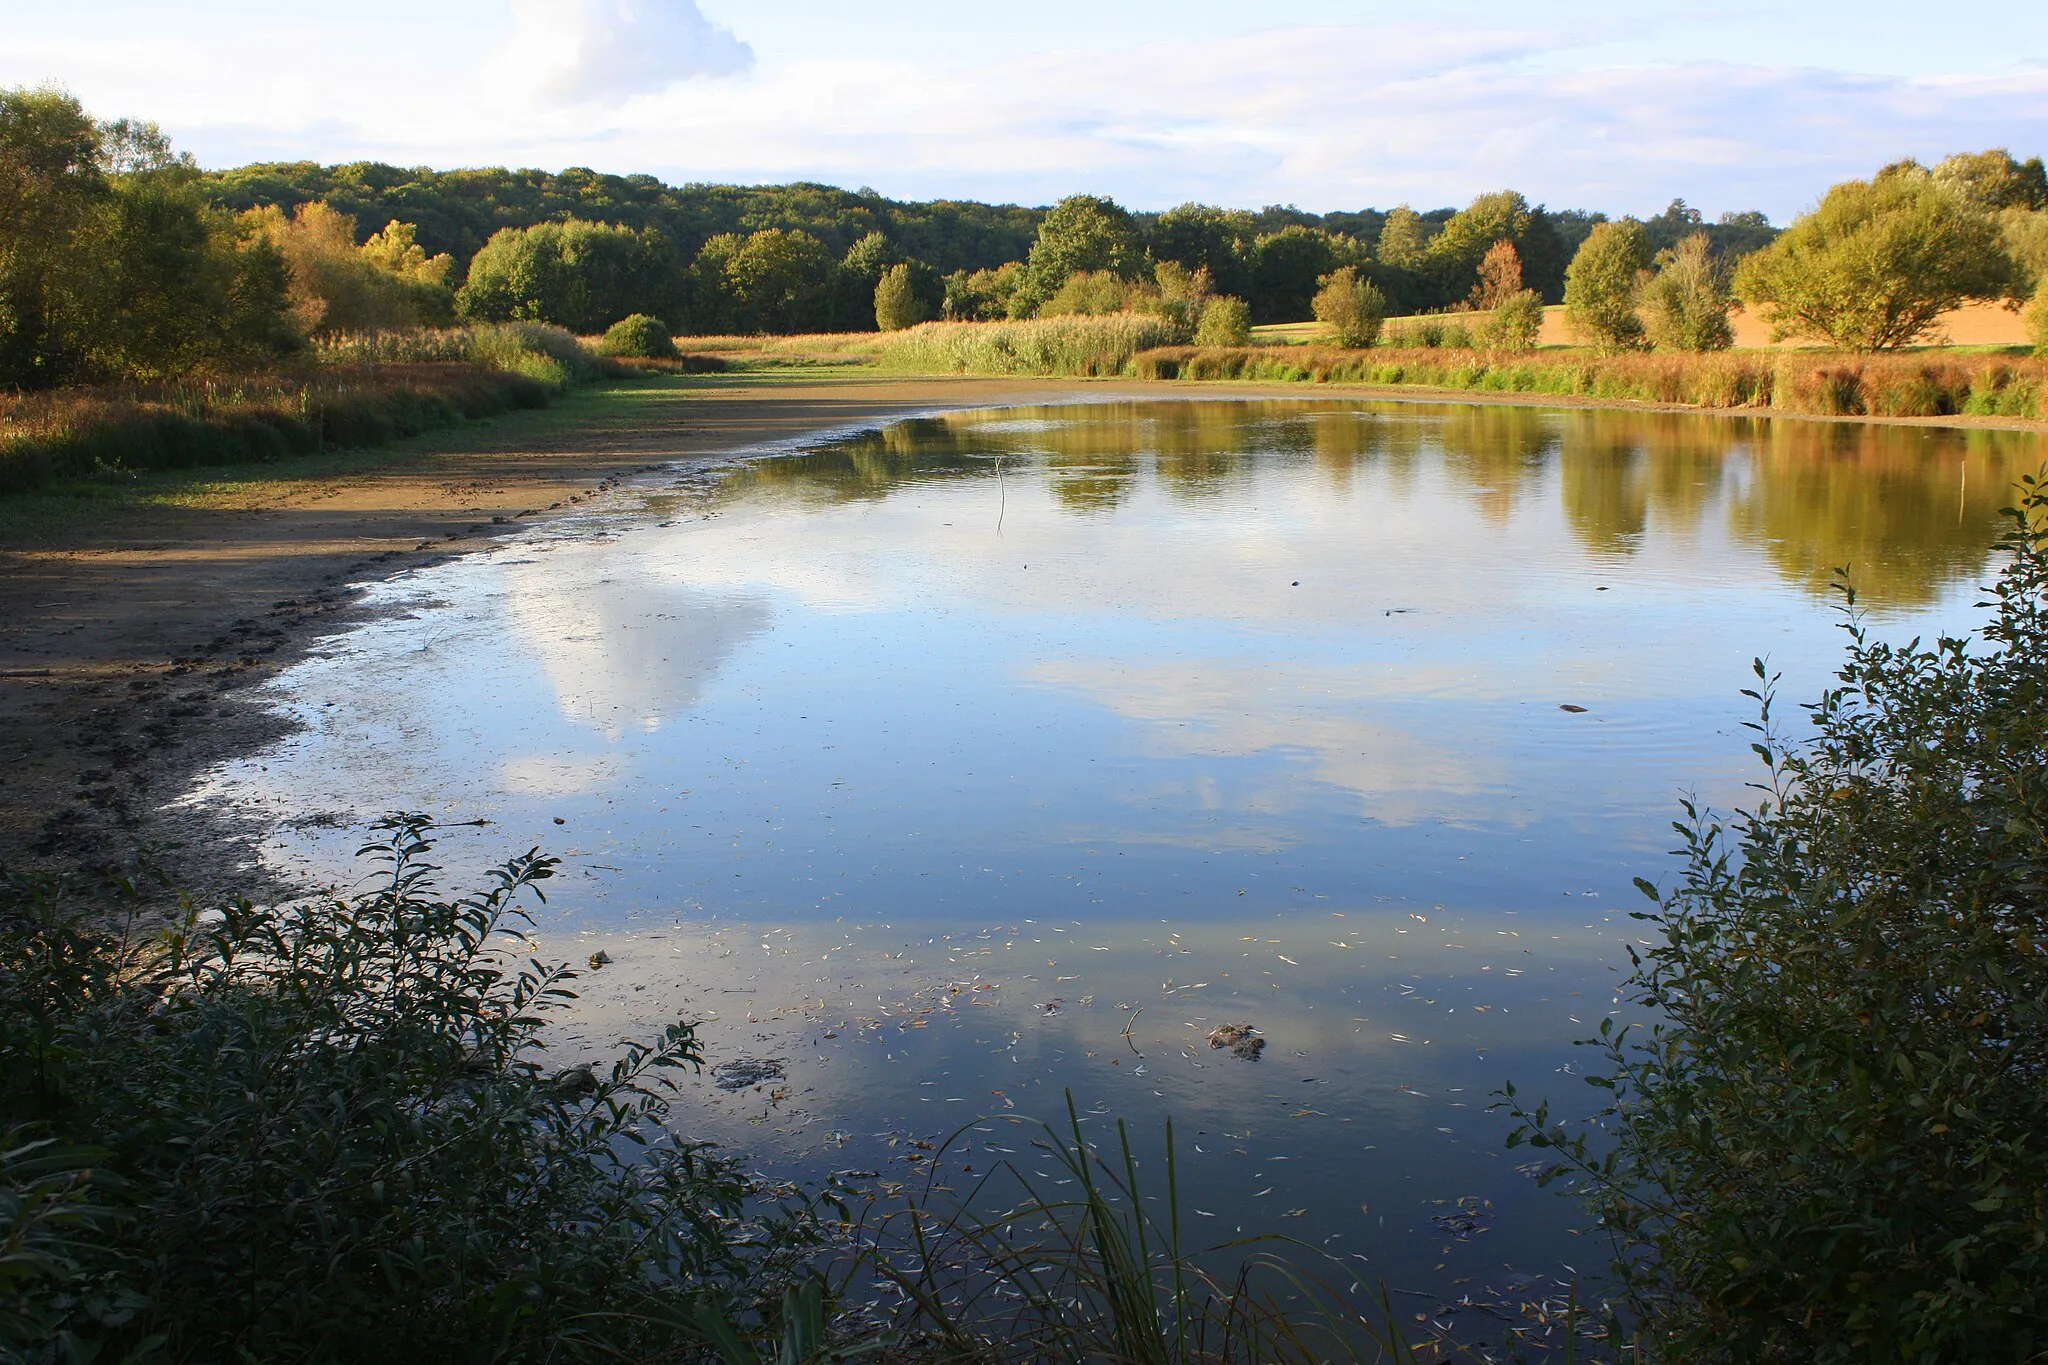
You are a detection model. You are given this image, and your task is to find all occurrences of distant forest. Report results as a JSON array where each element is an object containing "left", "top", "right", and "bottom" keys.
[{"left": 197, "top": 162, "right": 1779, "bottom": 327}]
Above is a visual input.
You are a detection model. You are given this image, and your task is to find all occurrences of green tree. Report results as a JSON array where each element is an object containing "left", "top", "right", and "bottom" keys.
[
  {"left": 873, "top": 261, "right": 931, "bottom": 331},
  {"left": 97, "top": 168, "right": 296, "bottom": 377},
  {"left": 1041, "top": 270, "right": 1137, "bottom": 317},
  {"left": 1310, "top": 265, "right": 1385, "bottom": 347},
  {"left": 1997, "top": 208, "right": 2048, "bottom": 296},
  {"left": 1146, "top": 203, "right": 1255, "bottom": 298},
  {"left": 1023, "top": 194, "right": 1145, "bottom": 305},
  {"left": 1425, "top": 191, "right": 1533, "bottom": 305},
  {"left": 598, "top": 313, "right": 675, "bottom": 358},
  {"left": 834, "top": 231, "right": 901, "bottom": 330},
  {"left": 1476, "top": 290, "right": 1544, "bottom": 352},
  {"left": 1193, "top": 295, "right": 1250, "bottom": 346},
  {"left": 1641, "top": 197, "right": 1706, "bottom": 254},
  {"left": 1375, "top": 205, "right": 1431, "bottom": 269},
  {"left": 1564, "top": 219, "right": 1650, "bottom": 353},
  {"left": 457, "top": 218, "right": 681, "bottom": 334},
  {"left": 1640, "top": 232, "right": 1734, "bottom": 352},
  {"left": 682, "top": 232, "right": 745, "bottom": 333},
  {"left": 1251, "top": 226, "right": 1355, "bottom": 323},
  {"left": 1734, "top": 169, "right": 2014, "bottom": 350},
  {"left": 1430, "top": 192, "right": 1532, "bottom": 270},
  {"left": 2027, "top": 280, "right": 2048, "bottom": 356},
  {"left": 1149, "top": 260, "right": 1213, "bottom": 334},
  {"left": 1933, "top": 148, "right": 2048, "bottom": 212},
  {"left": 840, "top": 229, "right": 899, "bottom": 284},
  {"left": 942, "top": 261, "right": 1027, "bottom": 321},
  {"left": 724, "top": 228, "right": 835, "bottom": 334},
  {"left": 0, "top": 87, "right": 296, "bottom": 385},
  {"left": 0, "top": 87, "right": 107, "bottom": 385}
]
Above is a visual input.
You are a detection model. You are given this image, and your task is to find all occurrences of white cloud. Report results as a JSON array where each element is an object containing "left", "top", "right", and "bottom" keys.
[
  {"left": 495, "top": 0, "right": 754, "bottom": 105},
  {"left": 3, "top": 9, "right": 2043, "bottom": 215}
]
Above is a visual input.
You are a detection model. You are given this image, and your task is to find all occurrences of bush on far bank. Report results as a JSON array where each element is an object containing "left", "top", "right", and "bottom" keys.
[{"left": 598, "top": 313, "right": 678, "bottom": 359}]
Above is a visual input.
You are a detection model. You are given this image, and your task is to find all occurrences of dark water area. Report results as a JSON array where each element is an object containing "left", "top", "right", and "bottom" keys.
[{"left": 191, "top": 399, "right": 2043, "bottom": 1309}]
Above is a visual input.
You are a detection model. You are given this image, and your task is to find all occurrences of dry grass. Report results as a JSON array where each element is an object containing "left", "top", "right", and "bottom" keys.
[
  {"left": 0, "top": 325, "right": 639, "bottom": 496},
  {"left": 1264, "top": 303, "right": 2035, "bottom": 351},
  {"left": 1130, "top": 345, "right": 2048, "bottom": 419},
  {"left": 873, "top": 313, "right": 1189, "bottom": 378},
  {"left": 0, "top": 365, "right": 556, "bottom": 496},
  {"left": 668, "top": 333, "right": 885, "bottom": 367}
]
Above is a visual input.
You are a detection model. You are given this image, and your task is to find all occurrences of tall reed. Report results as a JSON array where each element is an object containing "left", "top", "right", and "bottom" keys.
[
  {"left": 1130, "top": 346, "right": 2048, "bottom": 419},
  {"left": 875, "top": 313, "right": 1189, "bottom": 378},
  {"left": 2, "top": 326, "right": 620, "bottom": 495},
  {"left": 857, "top": 1093, "right": 1431, "bottom": 1363}
]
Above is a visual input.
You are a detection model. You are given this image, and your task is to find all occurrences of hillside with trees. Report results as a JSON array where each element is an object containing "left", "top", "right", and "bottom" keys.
[
  {"left": 9, "top": 83, "right": 2047, "bottom": 384},
  {"left": 191, "top": 157, "right": 1791, "bottom": 337}
]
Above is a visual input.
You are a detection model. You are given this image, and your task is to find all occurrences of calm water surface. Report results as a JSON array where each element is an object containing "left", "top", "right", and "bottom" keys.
[{"left": 195, "top": 399, "right": 2044, "bottom": 1304}]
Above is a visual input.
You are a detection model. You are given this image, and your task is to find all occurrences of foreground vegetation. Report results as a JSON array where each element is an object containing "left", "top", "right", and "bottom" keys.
[
  {"left": 1507, "top": 480, "right": 2048, "bottom": 1360},
  {"left": 0, "top": 819, "right": 1451, "bottom": 1363},
  {"left": 0, "top": 818, "right": 834, "bottom": 1361},
  {"left": 9, "top": 482, "right": 2046, "bottom": 1360}
]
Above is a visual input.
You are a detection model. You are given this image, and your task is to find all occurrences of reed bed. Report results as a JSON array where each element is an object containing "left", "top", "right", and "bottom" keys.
[
  {"left": 667, "top": 332, "right": 882, "bottom": 368},
  {"left": 2, "top": 325, "right": 620, "bottom": 495},
  {"left": 1131, "top": 346, "right": 2048, "bottom": 419},
  {"left": 313, "top": 321, "right": 621, "bottom": 387},
  {"left": 874, "top": 313, "right": 1188, "bottom": 378}
]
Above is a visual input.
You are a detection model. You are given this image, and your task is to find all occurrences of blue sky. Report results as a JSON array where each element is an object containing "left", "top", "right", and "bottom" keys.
[{"left": 3, "top": 0, "right": 2045, "bottom": 219}]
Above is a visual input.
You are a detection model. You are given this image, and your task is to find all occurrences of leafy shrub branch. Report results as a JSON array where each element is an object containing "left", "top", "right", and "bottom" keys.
[
  {"left": 1502, "top": 477, "right": 2048, "bottom": 1361},
  {"left": 0, "top": 816, "right": 834, "bottom": 1362}
]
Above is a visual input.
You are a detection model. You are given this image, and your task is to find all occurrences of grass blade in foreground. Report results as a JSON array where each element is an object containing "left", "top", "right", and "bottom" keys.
[{"left": 858, "top": 1091, "right": 1437, "bottom": 1363}]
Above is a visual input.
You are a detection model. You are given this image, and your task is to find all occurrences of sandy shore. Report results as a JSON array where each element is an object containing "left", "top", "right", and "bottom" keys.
[{"left": 3, "top": 368, "right": 2043, "bottom": 894}]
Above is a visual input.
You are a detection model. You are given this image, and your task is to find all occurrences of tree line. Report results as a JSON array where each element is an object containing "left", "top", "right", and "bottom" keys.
[
  {"left": 7, "top": 83, "right": 2046, "bottom": 392},
  {"left": 1549, "top": 149, "right": 2048, "bottom": 354}
]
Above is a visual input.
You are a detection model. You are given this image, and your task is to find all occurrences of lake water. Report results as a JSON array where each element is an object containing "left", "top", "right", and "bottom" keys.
[{"left": 194, "top": 397, "right": 2043, "bottom": 1314}]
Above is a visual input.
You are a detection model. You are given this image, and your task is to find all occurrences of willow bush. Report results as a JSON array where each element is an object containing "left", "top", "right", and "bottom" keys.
[
  {"left": 0, "top": 817, "right": 835, "bottom": 1363},
  {"left": 1504, "top": 480, "right": 2048, "bottom": 1361}
]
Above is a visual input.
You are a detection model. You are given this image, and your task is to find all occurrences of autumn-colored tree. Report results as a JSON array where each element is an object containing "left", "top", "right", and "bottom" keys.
[
  {"left": 246, "top": 201, "right": 454, "bottom": 333},
  {"left": 1470, "top": 240, "right": 1524, "bottom": 310}
]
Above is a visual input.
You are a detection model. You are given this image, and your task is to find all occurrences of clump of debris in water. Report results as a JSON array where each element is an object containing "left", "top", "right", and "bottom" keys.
[{"left": 1206, "top": 1022, "right": 1265, "bottom": 1060}]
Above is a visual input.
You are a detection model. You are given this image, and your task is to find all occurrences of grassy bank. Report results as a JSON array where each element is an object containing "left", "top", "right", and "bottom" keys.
[
  {"left": 666, "top": 317, "right": 2048, "bottom": 422},
  {"left": 0, "top": 325, "right": 629, "bottom": 497},
  {"left": 1133, "top": 344, "right": 2048, "bottom": 418}
]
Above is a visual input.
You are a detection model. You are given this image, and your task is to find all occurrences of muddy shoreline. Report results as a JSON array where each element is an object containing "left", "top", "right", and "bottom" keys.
[
  {"left": 4, "top": 369, "right": 2043, "bottom": 903},
  {"left": 0, "top": 374, "right": 1152, "bottom": 899}
]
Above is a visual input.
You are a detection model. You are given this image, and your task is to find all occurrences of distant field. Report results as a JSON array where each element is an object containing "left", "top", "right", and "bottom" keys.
[{"left": 1253, "top": 300, "right": 2033, "bottom": 350}]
